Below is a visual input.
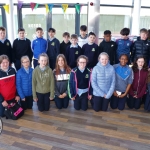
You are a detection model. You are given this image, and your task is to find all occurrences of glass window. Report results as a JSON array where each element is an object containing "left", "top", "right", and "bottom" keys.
[
  {"left": 141, "top": 0, "right": 150, "bottom": 7},
  {"left": 22, "top": 8, "right": 47, "bottom": 40},
  {"left": 0, "top": 8, "right": 2, "bottom": 26},
  {"left": 80, "top": 6, "right": 87, "bottom": 26},
  {"left": 99, "top": 7, "right": 132, "bottom": 38},
  {"left": 140, "top": 8, "right": 150, "bottom": 29},
  {"left": 14, "top": 6, "right": 18, "bottom": 38},
  {"left": 52, "top": 8, "right": 75, "bottom": 41}
]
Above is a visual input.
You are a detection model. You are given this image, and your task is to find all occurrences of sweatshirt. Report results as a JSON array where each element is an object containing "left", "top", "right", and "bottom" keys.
[
  {"left": 82, "top": 43, "right": 99, "bottom": 68},
  {"left": 32, "top": 66, "right": 54, "bottom": 99},
  {"left": 0, "top": 39, "right": 13, "bottom": 63},
  {"left": 78, "top": 34, "right": 88, "bottom": 48},
  {"left": 65, "top": 45, "right": 82, "bottom": 68},
  {"left": 47, "top": 38, "right": 60, "bottom": 59},
  {"left": 53, "top": 69, "right": 70, "bottom": 96},
  {"left": 12, "top": 38, "right": 33, "bottom": 62},
  {"left": 60, "top": 41, "right": 71, "bottom": 55}
]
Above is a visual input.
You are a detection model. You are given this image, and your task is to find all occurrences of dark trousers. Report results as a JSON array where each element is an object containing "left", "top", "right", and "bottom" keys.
[
  {"left": 93, "top": 95, "right": 109, "bottom": 112},
  {"left": 110, "top": 95, "right": 127, "bottom": 110},
  {"left": 55, "top": 96, "right": 69, "bottom": 109},
  {"left": 74, "top": 92, "right": 88, "bottom": 111},
  {"left": 144, "top": 94, "right": 150, "bottom": 111},
  {"left": 127, "top": 95, "right": 141, "bottom": 109},
  {"left": 0, "top": 99, "right": 16, "bottom": 117},
  {"left": 36, "top": 92, "right": 50, "bottom": 112},
  {"left": 33, "top": 59, "right": 38, "bottom": 68},
  {"left": 20, "top": 96, "right": 33, "bottom": 110},
  {"left": 49, "top": 58, "right": 56, "bottom": 70},
  {"left": 14, "top": 60, "right": 21, "bottom": 71}
]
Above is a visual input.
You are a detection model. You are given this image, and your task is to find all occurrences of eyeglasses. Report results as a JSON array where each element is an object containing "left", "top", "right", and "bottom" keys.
[{"left": 22, "top": 61, "right": 29, "bottom": 64}]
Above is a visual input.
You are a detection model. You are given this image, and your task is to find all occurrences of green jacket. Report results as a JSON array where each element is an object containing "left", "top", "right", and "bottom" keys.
[{"left": 32, "top": 66, "right": 54, "bottom": 99}]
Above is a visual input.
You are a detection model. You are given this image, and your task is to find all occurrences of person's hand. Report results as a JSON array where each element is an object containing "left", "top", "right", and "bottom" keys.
[
  {"left": 59, "top": 95, "right": 64, "bottom": 98},
  {"left": 34, "top": 98, "right": 38, "bottom": 102},
  {"left": 2, "top": 101, "right": 8, "bottom": 107},
  {"left": 104, "top": 94, "right": 106, "bottom": 98},
  {"left": 22, "top": 98, "right": 25, "bottom": 101},
  {"left": 133, "top": 95, "right": 137, "bottom": 98},
  {"left": 15, "top": 96, "right": 20, "bottom": 102},
  {"left": 113, "top": 91, "right": 118, "bottom": 97},
  {"left": 119, "top": 93, "right": 126, "bottom": 98},
  {"left": 50, "top": 98, "right": 53, "bottom": 100},
  {"left": 71, "top": 97, "right": 75, "bottom": 100},
  {"left": 148, "top": 68, "right": 150, "bottom": 71},
  {"left": 88, "top": 95, "right": 92, "bottom": 100},
  {"left": 62, "top": 93, "right": 67, "bottom": 98}
]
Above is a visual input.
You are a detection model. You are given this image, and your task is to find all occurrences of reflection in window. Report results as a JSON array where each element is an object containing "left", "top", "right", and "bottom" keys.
[
  {"left": 22, "top": 8, "right": 46, "bottom": 40},
  {"left": 80, "top": 6, "right": 87, "bottom": 27},
  {"left": 14, "top": 6, "right": 18, "bottom": 38},
  {"left": 52, "top": 8, "right": 75, "bottom": 41},
  {"left": 0, "top": 9, "right": 2, "bottom": 26}
]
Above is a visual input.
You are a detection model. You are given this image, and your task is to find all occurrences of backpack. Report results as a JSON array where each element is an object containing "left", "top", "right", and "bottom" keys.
[{"left": 4, "top": 102, "right": 24, "bottom": 120}]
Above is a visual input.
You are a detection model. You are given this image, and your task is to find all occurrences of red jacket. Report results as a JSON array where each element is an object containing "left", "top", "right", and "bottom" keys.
[
  {"left": 129, "top": 69, "right": 148, "bottom": 98},
  {"left": 0, "top": 67, "right": 16, "bottom": 101}
]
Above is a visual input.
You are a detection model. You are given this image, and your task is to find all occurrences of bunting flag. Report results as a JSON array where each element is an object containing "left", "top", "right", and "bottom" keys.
[
  {"left": 30, "top": 2, "right": 36, "bottom": 11},
  {"left": 45, "top": 4, "right": 49, "bottom": 13},
  {"left": 62, "top": 4, "right": 68, "bottom": 13},
  {"left": 3, "top": 5, "right": 9, "bottom": 14},
  {"left": 48, "top": 4, "right": 54, "bottom": 12},
  {"left": 34, "top": 3, "right": 39, "bottom": 9},
  {"left": 75, "top": 4, "right": 80, "bottom": 14},
  {"left": 18, "top": 0, "right": 23, "bottom": 9}
]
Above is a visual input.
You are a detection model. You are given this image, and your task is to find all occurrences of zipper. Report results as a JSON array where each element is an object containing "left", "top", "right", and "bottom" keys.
[{"left": 136, "top": 70, "right": 140, "bottom": 95}]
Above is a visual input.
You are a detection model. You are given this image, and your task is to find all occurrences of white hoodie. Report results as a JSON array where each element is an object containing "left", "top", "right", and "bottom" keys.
[{"left": 78, "top": 34, "right": 88, "bottom": 48}]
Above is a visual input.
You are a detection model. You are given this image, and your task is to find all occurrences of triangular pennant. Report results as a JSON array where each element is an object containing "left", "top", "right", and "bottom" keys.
[
  {"left": 48, "top": 4, "right": 53, "bottom": 12},
  {"left": 18, "top": 0, "right": 23, "bottom": 9},
  {"left": 30, "top": 2, "right": 36, "bottom": 11},
  {"left": 45, "top": 4, "right": 49, "bottom": 13},
  {"left": 62, "top": 4, "right": 68, "bottom": 13},
  {"left": 75, "top": 4, "right": 80, "bottom": 14},
  {"left": 3, "top": 5, "right": 9, "bottom": 14},
  {"left": 34, "top": 3, "right": 39, "bottom": 9}
]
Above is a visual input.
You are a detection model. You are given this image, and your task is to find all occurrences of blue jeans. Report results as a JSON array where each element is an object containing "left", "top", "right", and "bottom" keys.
[{"left": 55, "top": 96, "right": 69, "bottom": 109}]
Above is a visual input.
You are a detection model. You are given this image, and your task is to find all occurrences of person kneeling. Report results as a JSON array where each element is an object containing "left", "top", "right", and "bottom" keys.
[{"left": 68, "top": 55, "right": 92, "bottom": 111}]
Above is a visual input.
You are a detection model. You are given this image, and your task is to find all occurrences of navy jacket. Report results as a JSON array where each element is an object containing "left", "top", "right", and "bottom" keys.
[
  {"left": 60, "top": 41, "right": 71, "bottom": 55},
  {"left": 47, "top": 38, "right": 60, "bottom": 59},
  {"left": 16, "top": 67, "right": 33, "bottom": 99},
  {"left": 82, "top": 43, "right": 99, "bottom": 68},
  {"left": 65, "top": 45, "right": 82, "bottom": 68},
  {"left": 68, "top": 67, "right": 92, "bottom": 98}
]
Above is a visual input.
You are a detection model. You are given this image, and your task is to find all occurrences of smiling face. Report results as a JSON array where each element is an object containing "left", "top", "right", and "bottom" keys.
[
  {"left": 48, "top": 31, "right": 55, "bottom": 38},
  {"left": 78, "top": 58, "right": 87, "bottom": 70},
  {"left": 58, "top": 57, "right": 65, "bottom": 68},
  {"left": 119, "top": 55, "right": 128, "bottom": 66},
  {"left": 88, "top": 35, "right": 96, "bottom": 43},
  {"left": 0, "top": 59, "right": 9, "bottom": 71},
  {"left": 36, "top": 30, "right": 43, "bottom": 38},
  {"left": 99, "top": 55, "right": 109, "bottom": 66},
  {"left": 38, "top": 56, "right": 48, "bottom": 68},
  {"left": 136, "top": 58, "right": 145, "bottom": 69},
  {"left": 22, "top": 58, "right": 30, "bottom": 69},
  {"left": 71, "top": 38, "right": 78, "bottom": 45},
  {"left": 0, "top": 30, "right": 6, "bottom": 40},
  {"left": 140, "top": 32, "right": 147, "bottom": 40}
]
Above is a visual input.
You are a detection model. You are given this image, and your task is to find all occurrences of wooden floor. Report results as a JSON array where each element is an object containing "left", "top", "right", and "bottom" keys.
[{"left": 1, "top": 101, "right": 150, "bottom": 150}]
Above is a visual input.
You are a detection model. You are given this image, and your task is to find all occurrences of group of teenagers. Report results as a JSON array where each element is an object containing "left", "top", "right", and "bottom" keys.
[{"left": 0, "top": 24, "right": 150, "bottom": 118}]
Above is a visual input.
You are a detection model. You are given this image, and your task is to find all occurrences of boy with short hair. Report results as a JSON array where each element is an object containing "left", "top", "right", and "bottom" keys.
[
  {"left": 47, "top": 27, "right": 60, "bottom": 70},
  {"left": 0, "top": 27, "right": 13, "bottom": 63},
  {"left": 66, "top": 34, "right": 82, "bottom": 68},
  {"left": 131, "top": 28, "right": 150, "bottom": 64},
  {"left": 60, "top": 32, "right": 71, "bottom": 55},
  {"left": 116, "top": 28, "right": 133, "bottom": 64},
  {"left": 82, "top": 32, "right": 99, "bottom": 68},
  {"left": 31, "top": 27, "right": 47, "bottom": 68},
  {"left": 99, "top": 30, "right": 116, "bottom": 65},
  {"left": 13, "top": 28, "right": 33, "bottom": 70},
  {"left": 78, "top": 25, "right": 88, "bottom": 48}
]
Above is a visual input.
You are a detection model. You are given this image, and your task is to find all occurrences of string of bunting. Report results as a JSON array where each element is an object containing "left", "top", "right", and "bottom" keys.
[{"left": 3, "top": 2, "right": 82, "bottom": 14}]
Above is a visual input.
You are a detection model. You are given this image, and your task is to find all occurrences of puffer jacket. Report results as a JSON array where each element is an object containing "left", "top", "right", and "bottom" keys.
[
  {"left": 131, "top": 38, "right": 150, "bottom": 63},
  {"left": 91, "top": 62, "right": 115, "bottom": 99}
]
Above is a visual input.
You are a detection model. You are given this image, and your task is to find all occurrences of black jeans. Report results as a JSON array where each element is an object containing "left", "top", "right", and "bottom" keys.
[
  {"left": 20, "top": 96, "right": 33, "bottom": 110},
  {"left": 55, "top": 96, "right": 69, "bottom": 109}
]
